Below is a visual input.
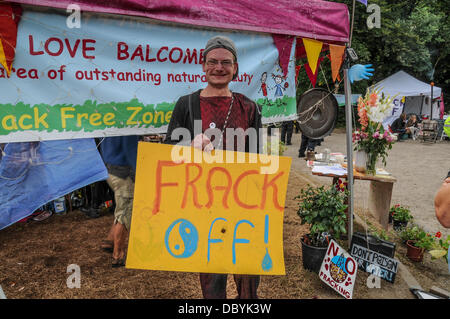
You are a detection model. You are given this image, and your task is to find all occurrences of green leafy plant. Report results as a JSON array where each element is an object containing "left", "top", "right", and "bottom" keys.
[
  {"left": 366, "top": 222, "right": 391, "bottom": 241},
  {"left": 398, "top": 225, "right": 422, "bottom": 242},
  {"left": 430, "top": 232, "right": 450, "bottom": 264},
  {"left": 263, "top": 139, "right": 287, "bottom": 156},
  {"left": 295, "top": 184, "right": 348, "bottom": 247},
  {"left": 390, "top": 204, "right": 413, "bottom": 222},
  {"left": 400, "top": 225, "right": 437, "bottom": 251},
  {"left": 372, "top": 229, "right": 390, "bottom": 241},
  {"left": 414, "top": 230, "right": 436, "bottom": 251}
]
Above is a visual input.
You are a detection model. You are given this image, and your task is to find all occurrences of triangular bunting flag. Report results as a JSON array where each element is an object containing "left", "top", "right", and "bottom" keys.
[
  {"left": 0, "top": 3, "right": 22, "bottom": 76},
  {"left": 304, "top": 56, "right": 324, "bottom": 88},
  {"left": 302, "top": 38, "right": 323, "bottom": 75},
  {"left": 272, "top": 34, "right": 295, "bottom": 78},
  {"left": 0, "top": 40, "right": 9, "bottom": 75},
  {"left": 295, "top": 64, "right": 302, "bottom": 86},
  {"left": 357, "top": 0, "right": 368, "bottom": 6},
  {"left": 329, "top": 44, "right": 346, "bottom": 82}
]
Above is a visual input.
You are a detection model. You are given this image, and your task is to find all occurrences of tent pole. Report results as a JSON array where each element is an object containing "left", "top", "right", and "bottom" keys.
[
  {"left": 431, "top": 82, "right": 434, "bottom": 119},
  {"left": 349, "top": 0, "right": 356, "bottom": 47},
  {"left": 420, "top": 95, "right": 424, "bottom": 117},
  {"left": 343, "top": 63, "right": 354, "bottom": 248}
]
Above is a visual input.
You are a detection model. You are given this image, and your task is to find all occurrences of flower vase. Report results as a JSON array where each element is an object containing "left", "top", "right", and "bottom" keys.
[
  {"left": 354, "top": 150, "right": 368, "bottom": 173},
  {"left": 366, "top": 152, "right": 378, "bottom": 175}
]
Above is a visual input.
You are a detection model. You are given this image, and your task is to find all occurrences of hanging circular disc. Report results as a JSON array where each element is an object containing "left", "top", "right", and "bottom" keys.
[{"left": 297, "top": 88, "right": 338, "bottom": 139}]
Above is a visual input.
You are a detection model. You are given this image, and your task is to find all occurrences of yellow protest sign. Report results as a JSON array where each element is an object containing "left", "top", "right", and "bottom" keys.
[{"left": 126, "top": 142, "right": 292, "bottom": 275}]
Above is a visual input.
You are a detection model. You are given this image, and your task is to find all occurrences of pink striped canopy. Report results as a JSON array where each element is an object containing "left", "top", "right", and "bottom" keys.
[{"left": 9, "top": 0, "right": 350, "bottom": 43}]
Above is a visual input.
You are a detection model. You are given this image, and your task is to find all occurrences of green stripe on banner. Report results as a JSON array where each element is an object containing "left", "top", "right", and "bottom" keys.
[{"left": 0, "top": 99, "right": 174, "bottom": 134}]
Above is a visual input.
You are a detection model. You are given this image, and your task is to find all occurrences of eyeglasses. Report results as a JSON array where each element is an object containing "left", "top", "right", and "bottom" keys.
[{"left": 206, "top": 59, "right": 234, "bottom": 68}]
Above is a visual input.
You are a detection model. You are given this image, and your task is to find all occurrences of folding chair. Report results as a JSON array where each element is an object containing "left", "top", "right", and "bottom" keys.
[
  {"left": 436, "top": 119, "right": 444, "bottom": 142},
  {"left": 420, "top": 120, "right": 438, "bottom": 143}
]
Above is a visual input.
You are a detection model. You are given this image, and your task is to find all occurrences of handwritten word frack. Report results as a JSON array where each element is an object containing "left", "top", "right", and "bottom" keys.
[{"left": 126, "top": 143, "right": 292, "bottom": 275}]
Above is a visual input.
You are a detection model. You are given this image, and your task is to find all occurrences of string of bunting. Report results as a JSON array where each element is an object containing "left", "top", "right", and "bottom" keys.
[
  {"left": 0, "top": 3, "right": 21, "bottom": 76},
  {"left": 299, "top": 37, "right": 346, "bottom": 88},
  {"left": 0, "top": 4, "right": 346, "bottom": 92}
]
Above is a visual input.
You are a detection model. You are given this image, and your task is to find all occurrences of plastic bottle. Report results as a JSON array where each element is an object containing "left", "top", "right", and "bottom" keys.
[{"left": 53, "top": 197, "right": 67, "bottom": 215}]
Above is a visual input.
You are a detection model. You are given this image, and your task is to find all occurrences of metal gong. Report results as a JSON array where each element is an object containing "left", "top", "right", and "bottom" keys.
[{"left": 297, "top": 88, "right": 338, "bottom": 139}]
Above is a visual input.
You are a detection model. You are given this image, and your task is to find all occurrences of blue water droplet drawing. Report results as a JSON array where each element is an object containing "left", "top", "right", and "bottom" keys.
[{"left": 262, "top": 247, "right": 273, "bottom": 272}]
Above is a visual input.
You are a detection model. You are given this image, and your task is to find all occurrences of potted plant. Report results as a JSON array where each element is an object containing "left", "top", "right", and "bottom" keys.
[
  {"left": 296, "top": 183, "right": 348, "bottom": 273},
  {"left": 390, "top": 204, "right": 413, "bottom": 230},
  {"left": 398, "top": 225, "right": 421, "bottom": 244},
  {"left": 405, "top": 229, "right": 435, "bottom": 262},
  {"left": 430, "top": 232, "right": 450, "bottom": 265}
]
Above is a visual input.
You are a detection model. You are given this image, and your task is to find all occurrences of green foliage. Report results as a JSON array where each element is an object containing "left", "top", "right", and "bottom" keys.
[
  {"left": 324, "top": 0, "right": 450, "bottom": 111},
  {"left": 364, "top": 219, "right": 391, "bottom": 241},
  {"left": 399, "top": 225, "right": 435, "bottom": 251},
  {"left": 430, "top": 234, "right": 450, "bottom": 263},
  {"left": 389, "top": 204, "right": 413, "bottom": 222},
  {"left": 371, "top": 229, "right": 390, "bottom": 241},
  {"left": 263, "top": 139, "right": 287, "bottom": 156},
  {"left": 295, "top": 184, "right": 348, "bottom": 246},
  {"left": 414, "top": 230, "right": 435, "bottom": 251},
  {"left": 398, "top": 225, "right": 422, "bottom": 242}
]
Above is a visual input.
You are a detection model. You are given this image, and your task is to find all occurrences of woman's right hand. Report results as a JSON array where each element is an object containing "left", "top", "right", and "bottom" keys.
[{"left": 191, "top": 133, "right": 214, "bottom": 152}]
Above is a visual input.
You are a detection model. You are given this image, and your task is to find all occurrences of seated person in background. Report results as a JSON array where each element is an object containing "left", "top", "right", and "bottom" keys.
[
  {"left": 390, "top": 113, "right": 410, "bottom": 139},
  {"left": 406, "top": 114, "right": 419, "bottom": 140}
]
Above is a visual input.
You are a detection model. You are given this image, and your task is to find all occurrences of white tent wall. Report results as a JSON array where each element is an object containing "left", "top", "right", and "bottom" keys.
[
  {"left": 375, "top": 71, "right": 442, "bottom": 128},
  {"left": 404, "top": 96, "right": 441, "bottom": 119}
]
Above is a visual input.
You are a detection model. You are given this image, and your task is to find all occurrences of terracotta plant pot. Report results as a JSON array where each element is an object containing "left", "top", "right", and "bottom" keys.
[{"left": 406, "top": 240, "right": 424, "bottom": 262}]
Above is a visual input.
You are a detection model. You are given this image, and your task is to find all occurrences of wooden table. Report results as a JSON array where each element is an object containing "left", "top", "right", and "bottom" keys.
[{"left": 309, "top": 162, "right": 397, "bottom": 230}]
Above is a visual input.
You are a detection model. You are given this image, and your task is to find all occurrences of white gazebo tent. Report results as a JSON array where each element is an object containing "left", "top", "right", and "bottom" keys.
[{"left": 373, "top": 70, "right": 442, "bottom": 127}]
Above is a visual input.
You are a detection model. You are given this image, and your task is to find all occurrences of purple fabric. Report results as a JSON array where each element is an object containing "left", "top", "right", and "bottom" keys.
[
  {"left": 357, "top": 0, "right": 368, "bottom": 6},
  {"left": 10, "top": 0, "right": 349, "bottom": 43}
]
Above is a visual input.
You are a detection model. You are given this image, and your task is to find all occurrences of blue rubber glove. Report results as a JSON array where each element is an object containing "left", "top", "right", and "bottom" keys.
[{"left": 348, "top": 64, "right": 374, "bottom": 83}]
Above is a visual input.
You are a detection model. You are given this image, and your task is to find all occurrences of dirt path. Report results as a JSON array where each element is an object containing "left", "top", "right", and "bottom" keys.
[{"left": 0, "top": 130, "right": 449, "bottom": 299}]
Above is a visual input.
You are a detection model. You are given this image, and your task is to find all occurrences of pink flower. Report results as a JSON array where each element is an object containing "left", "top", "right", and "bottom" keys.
[{"left": 372, "top": 131, "right": 380, "bottom": 139}]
